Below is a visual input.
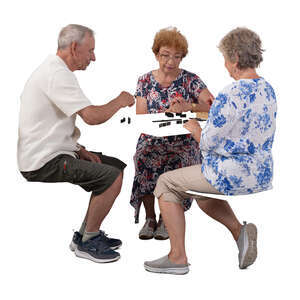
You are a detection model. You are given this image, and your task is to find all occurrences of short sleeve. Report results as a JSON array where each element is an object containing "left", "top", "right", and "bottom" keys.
[
  {"left": 47, "top": 70, "right": 92, "bottom": 117},
  {"left": 200, "top": 91, "right": 236, "bottom": 152},
  {"left": 189, "top": 74, "right": 207, "bottom": 100},
  {"left": 134, "top": 76, "right": 146, "bottom": 98}
]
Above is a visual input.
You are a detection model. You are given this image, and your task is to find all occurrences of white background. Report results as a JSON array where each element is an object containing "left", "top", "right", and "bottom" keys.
[{"left": 1, "top": 0, "right": 299, "bottom": 299}]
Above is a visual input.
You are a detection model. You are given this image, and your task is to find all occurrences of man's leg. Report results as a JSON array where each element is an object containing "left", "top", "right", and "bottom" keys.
[
  {"left": 73, "top": 172, "right": 124, "bottom": 263},
  {"left": 76, "top": 152, "right": 126, "bottom": 236},
  {"left": 78, "top": 172, "right": 123, "bottom": 236},
  {"left": 85, "top": 172, "right": 123, "bottom": 233}
]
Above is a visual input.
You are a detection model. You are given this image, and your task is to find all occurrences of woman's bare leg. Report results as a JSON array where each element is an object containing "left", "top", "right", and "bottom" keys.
[
  {"left": 158, "top": 196, "right": 187, "bottom": 264},
  {"left": 196, "top": 197, "right": 242, "bottom": 240}
]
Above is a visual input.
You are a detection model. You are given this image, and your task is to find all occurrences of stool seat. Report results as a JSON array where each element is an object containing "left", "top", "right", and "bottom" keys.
[{"left": 186, "top": 190, "right": 270, "bottom": 201}]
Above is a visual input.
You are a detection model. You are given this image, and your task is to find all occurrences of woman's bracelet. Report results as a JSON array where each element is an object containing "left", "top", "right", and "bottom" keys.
[{"left": 191, "top": 103, "right": 197, "bottom": 112}]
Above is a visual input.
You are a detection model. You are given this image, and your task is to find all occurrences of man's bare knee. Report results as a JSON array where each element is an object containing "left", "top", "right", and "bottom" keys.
[
  {"left": 114, "top": 172, "right": 123, "bottom": 186},
  {"left": 114, "top": 172, "right": 124, "bottom": 193}
]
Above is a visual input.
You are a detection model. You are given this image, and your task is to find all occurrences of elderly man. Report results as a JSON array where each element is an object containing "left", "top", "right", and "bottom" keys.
[{"left": 18, "top": 24, "right": 135, "bottom": 263}]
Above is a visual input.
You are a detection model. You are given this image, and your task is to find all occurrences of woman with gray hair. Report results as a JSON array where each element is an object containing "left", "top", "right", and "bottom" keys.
[{"left": 144, "top": 27, "right": 277, "bottom": 274}]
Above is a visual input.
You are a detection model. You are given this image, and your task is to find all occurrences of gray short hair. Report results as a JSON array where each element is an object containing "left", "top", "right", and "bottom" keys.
[
  {"left": 58, "top": 24, "right": 94, "bottom": 50},
  {"left": 218, "top": 27, "right": 264, "bottom": 69}
]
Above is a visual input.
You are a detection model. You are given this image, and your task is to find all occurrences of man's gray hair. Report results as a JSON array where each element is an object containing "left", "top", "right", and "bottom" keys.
[{"left": 58, "top": 24, "right": 94, "bottom": 50}]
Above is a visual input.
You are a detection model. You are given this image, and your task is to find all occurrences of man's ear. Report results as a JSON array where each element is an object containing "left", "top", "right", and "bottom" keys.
[{"left": 70, "top": 41, "right": 78, "bottom": 57}]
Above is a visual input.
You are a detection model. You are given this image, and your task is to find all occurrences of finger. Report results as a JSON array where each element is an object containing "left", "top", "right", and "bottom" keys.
[
  {"left": 95, "top": 154, "right": 102, "bottom": 163},
  {"left": 92, "top": 154, "right": 100, "bottom": 163},
  {"left": 90, "top": 157, "right": 97, "bottom": 163},
  {"left": 183, "top": 124, "right": 191, "bottom": 131},
  {"left": 85, "top": 156, "right": 94, "bottom": 162},
  {"left": 89, "top": 154, "right": 98, "bottom": 163}
]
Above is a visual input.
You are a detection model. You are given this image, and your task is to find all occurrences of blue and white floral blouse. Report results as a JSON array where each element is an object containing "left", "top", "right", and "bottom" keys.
[{"left": 200, "top": 78, "right": 277, "bottom": 195}]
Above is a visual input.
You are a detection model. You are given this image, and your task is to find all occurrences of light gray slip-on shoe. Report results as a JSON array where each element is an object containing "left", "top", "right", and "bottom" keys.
[
  {"left": 139, "top": 218, "right": 156, "bottom": 240},
  {"left": 237, "top": 221, "right": 257, "bottom": 269},
  {"left": 144, "top": 255, "right": 189, "bottom": 275},
  {"left": 154, "top": 218, "right": 169, "bottom": 240}
]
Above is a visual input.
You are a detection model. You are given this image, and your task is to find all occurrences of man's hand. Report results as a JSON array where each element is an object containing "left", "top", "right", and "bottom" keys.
[
  {"left": 166, "top": 97, "right": 191, "bottom": 113},
  {"left": 77, "top": 148, "right": 101, "bottom": 163},
  {"left": 117, "top": 91, "right": 135, "bottom": 108},
  {"left": 78, "top": 91, "right": 135, "bottom": 126}
]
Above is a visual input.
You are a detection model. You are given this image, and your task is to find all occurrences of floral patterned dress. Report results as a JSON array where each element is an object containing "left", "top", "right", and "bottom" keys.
[
  {"left": 200, "top": 78, "right": 277, "bottom": 195},
  {"left": 130, "top": 69, "right": 207, "bottom": 223}
]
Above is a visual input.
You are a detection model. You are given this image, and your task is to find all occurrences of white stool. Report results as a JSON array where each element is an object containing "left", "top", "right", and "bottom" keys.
[{"left": 186, "top": 190, "right": 270, "bottom": 201}]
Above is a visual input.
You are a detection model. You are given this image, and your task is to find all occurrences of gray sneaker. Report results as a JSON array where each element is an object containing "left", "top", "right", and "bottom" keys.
[
  {"left": 154, "top": 217, "right": 169, "bottom": 240},
  {"left": 144, "top": 255, "right": 189, "bottom": 275},
  {"left": 139, "top": 218, "right": 156, "bottom": 240},
  {"left": 236, "top": 221, "right": 257, "bottom": 269}
]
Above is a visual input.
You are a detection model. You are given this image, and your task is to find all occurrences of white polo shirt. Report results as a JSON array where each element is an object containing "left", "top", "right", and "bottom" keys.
[{"left": 18, "top": 55, "right": 92, "bottom": 171}]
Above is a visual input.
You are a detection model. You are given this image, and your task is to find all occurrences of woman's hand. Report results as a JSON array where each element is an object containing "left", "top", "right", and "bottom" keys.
[
  {"left": 198, "top": 88, "right": 215, "bottom": 112},
  {"left": 166, "top": 97, "right": 191, "bottom": 113},
  {"left": 183, "top": 119, "right": 202, "bottom": 142},
  {"left": 204, "top": 93, "right": 214, "bottom": 107},
  {"left": 77, "top": 148, "right": 101, "bottom": 163}
]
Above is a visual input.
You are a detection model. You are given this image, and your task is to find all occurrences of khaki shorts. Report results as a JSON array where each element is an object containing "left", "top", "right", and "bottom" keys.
[{"left": 154, "top": 164, "right": 222, "bottom": 204}]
